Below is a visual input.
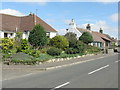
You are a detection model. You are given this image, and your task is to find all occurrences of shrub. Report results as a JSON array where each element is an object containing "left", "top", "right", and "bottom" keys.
[
  {"left": 49, "top": 35, "right": 69, "bottom": 50},
  {"left": 14, "top": 32, "right": 23, "bottom": 48},
  {"left": 85, "top": 45, "right": 101, "bottom": 54},
  {"left": 0, "top": 38, "right": 14, "bottom": 53},
  {"left": 47, "top": 47, "right": 62, "bottom": 56},
  {"left": 37, "top": 54, "right": 53, "bottom": 62},
  {"left": 28, "top": 49, "right": 40, "bottom": 58},
  {"left": 65, "top": 48, "right": 78, "bottom": 54},
  {"left": 11, "top": 52, "right": 33, "bottom": 61},
  {"left": 16, "top": 39, "right": 30, "bottom": 52},
  {"left": 76, "top": 40, "right": 85, "bottom": 53},
  {"left": 79, "top": 32, "right": 93, "bottom": 44},
  {"left": 28, "top": 24, "right": 48, "bottom": 49},
  {"left": 21, "top": 39, "right": 29, "bottom": 50}
]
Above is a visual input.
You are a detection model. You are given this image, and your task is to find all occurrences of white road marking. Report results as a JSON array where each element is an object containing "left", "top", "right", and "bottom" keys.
[
  {"left": 22, "top": 73, "right": 33, "bottom": 77},
  {"left": 115, "top": 60, "right": 120, "bottom": 63},
  {"left": 51, "top": 82, "right": 70, "bottom": 90},
  {"left": 3, "top": 73, "right": 33, "bottom": 81},
  {"left": 88, "top": 65, "right": 109, "bottom": 75}
]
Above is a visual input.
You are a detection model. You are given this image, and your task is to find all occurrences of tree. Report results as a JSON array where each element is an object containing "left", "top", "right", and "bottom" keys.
[
  {"left": 79, "top": 32, "right": 93, "bottom": 44},
  {"left": 28, "top": 24, "right": 48, "bottom": 49},
  {"left": 49, "top": 35, "right": 69, "bottom": 50},
  {"left": 65, "top": 32, "right": 77, "bottom": 40},
  {"left": 64, "top": 32, "right": 77, "bottom": 48}
]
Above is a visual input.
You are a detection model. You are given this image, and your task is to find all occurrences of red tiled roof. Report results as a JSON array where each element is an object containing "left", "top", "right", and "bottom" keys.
[{"left": 0, "top": 14, "right": 57, "bottom": 32}]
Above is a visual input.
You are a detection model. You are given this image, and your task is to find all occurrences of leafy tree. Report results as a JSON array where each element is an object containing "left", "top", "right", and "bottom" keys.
[
  {"left": 28, "top": 24, "right": 48, "bottom": 49},
  {"left": 79, "top": 32, "right": 93, "bottom": 44},
  {"left": 65, "top": 32, "right": 77, "bottom": 48},
  {"left": 65, "top": 32, "right": 77, "bottom": 40},
  {"left": 49, "top": 35, "right": 69, "bottom": 50}
]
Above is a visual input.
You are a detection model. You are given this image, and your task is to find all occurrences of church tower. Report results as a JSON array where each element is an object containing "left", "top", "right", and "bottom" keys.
[
  {"left": 66, "top": 19, "right": 82, "bottom": 39},
  {"left": 69, "top": 19, "right": 77, "bottom": 30}
]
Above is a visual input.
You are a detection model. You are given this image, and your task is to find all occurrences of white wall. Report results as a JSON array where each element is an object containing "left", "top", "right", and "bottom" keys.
[
  {"left": 0, "top": 31, "right": 4, "bottom": 38},
  {"left": 22, "top": 31, "right": 30, "bottom": 39},
  {"left": 67, "top": 19, "right": 82, "bottom": 39},
  {"left": 49, "top": 32, "right": 57, "bottom": 38}
]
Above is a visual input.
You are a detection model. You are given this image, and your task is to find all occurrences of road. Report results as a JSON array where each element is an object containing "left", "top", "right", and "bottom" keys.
[{"left": 2, "top": 53, "right": 119, "bottom": 89}]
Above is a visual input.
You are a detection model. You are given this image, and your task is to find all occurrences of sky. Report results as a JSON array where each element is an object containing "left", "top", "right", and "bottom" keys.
[{"left": 0, "top": 1, "right": 119, "bottom": 39}]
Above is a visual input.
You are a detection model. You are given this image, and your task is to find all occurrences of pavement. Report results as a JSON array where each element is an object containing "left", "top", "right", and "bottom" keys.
[{"left": 2, "top": 53, "right": 119, "bottom": 89}]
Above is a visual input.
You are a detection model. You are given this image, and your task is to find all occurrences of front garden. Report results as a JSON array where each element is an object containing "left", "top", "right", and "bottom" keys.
[{"left": 0, "top": 24, "right": 101, "bottom": 65}]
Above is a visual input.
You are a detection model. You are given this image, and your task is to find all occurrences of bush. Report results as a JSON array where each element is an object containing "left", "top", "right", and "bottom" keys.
[
  {"left": 37, "top": 54, "right": 53, "bottom": 62},
  {"left": 85, "top": 45, "right": 101, "bottom": 54},
  {"left": 49, "top": 35, "right": 69, "bottom": 50},
  {"left": 28, "top": 49, "right": 40, "bottom": 58},
  {"left": 16, "top": 39, "right": 30, "bottom": 53},
  {"left": 47, "top": 47, "right": 62, "bottom": 56},
  {"left": 65, "top": 48, "right": 78, "bottom": 54},
  {"left": 76, "top": 40, "right": 85, "bottom": 53},
  {"left": 79, "top": 32, "right": 93, "bottom": 44},
  {"left": 0, "top": 38, "right": 14, "bottom": 53},
  {"left": 21, "top": 39, "right": 29, "bottom": 50}
]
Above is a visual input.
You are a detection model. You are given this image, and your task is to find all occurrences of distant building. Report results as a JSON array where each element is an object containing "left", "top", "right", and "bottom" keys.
[
  {"left": 66, "top": 19, "right": 112, "bottom": 49},
  {"left": 0, "top": 13, "right": 57, "bottom": 39}
]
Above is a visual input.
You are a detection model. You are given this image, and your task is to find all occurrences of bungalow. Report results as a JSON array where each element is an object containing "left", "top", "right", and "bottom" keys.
[
  {"left": 66, "top": 19, "right": 111, "bottom": 49},
  {"left": 0, "top": 13, "right": 57, "bottom": 39}
]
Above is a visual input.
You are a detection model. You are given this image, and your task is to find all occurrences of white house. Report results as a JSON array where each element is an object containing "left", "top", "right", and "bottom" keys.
[
  {"left": 0, "top": 13, "right": 57, "bottom": 39},
  {"left": 65, "top": 19, "right": 111, "bottom": 49}
]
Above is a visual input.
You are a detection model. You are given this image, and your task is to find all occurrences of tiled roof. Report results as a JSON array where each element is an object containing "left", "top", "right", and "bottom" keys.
[
  {"left": 77, "top": 27, "right": 111, "bottom": 43},
  {"left": 0, "top": 14, "right": 57, "bottom": 32}
]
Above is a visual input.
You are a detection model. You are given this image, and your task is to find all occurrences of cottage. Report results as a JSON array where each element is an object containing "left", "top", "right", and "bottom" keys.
[
  {"left": 0, "top": 13, "right": 57, "bottom": 39},
  {"left": 66, "top": 19, "right": 111, "bottom": 49}
]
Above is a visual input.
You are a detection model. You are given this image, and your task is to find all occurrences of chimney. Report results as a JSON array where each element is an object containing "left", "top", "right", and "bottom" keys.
[
  {"left": 86, "top": 24, "right": 91, "bottom": 30},
  {"left": 29, "top": 12, "right": 33, "bottom": 16},
  {"left": 99, "top": 28, "right": 103, "bottom": 34}
]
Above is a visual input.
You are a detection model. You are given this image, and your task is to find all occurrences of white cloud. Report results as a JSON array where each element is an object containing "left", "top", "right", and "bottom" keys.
[
  {"left": 57, "top": 29, "right": 67, "bottom": 35},
  {"left": 80, "top": 20, "right": 118, "bottom": 38},
  {"left": 110, "top": 13, "right": 119, "bottom": 22},
  {"left": 0, "top": 9, "right": 25, "bottom": 16}
]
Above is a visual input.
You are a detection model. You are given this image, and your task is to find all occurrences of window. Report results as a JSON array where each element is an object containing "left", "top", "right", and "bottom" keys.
[
  {"left": 4, "top": 33, "right": 7, "bottom": 37},
  {"left": 46, "top": 32, "right": 50, "bottom": 38},
  {"left": 10, "top": 33, "right": 13, "bottom": 36}
]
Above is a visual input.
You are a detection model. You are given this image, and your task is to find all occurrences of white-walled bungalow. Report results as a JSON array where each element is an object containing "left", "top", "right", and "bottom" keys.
[
  {"left": 66, "top": 19, "right": 111, "bottom": 49},
  {"left": 0, "top": 13, "right": 57, "bottom": 39}
]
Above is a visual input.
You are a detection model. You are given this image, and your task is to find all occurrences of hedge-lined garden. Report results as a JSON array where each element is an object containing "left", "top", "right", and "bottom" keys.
[{"left": 0, "top": 24, "right": 101, "bottom": 65}]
